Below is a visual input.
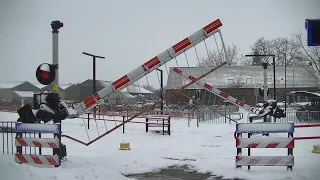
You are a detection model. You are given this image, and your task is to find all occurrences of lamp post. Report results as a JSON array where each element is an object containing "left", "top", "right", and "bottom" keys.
[
  {"left": 82, "top": 52, "right": 105, "bottom": 129},
  {"left": 156, "top": 68, "right": 163, "bottom": 114},
  {"left": 284, "top": 54, "right": 287, "bottom": 113},
  {"left": 245, "top": 54, "right": 276, "bottom": 101}
]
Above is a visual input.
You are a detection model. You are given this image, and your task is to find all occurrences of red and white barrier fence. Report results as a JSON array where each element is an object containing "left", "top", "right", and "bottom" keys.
[
  {"left": 14, "top": 122, "right": 62, "bottom": 167},
  {"left": 235, "top": 122, "right": 320, "bottom": 171},
  {"left": 235, "top": 123, "right": 294, "bottom": 170}
]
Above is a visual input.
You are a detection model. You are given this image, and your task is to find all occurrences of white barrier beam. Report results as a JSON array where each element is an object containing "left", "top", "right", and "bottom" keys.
[
  {"left": 236, "top": 156, "right": 294, "bottom": 166},
  {"left": 15, "top": 123, "right": 61, "bottom": 134},
  {"left": 236, "top": 123, "right": 294, "bottom": 133}
]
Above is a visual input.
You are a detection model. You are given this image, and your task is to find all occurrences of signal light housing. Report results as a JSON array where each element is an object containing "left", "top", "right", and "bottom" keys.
[{"left": 36, "top": 63, "right": 57, "bottom": 85}]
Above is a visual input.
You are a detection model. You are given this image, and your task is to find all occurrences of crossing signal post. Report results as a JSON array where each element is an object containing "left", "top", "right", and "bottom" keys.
[{"left": 51, "top": 20, "right": 64, "bottom": 162}]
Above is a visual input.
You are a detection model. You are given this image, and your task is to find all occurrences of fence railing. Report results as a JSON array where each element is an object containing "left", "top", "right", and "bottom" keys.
[
  {"left": 0, "top": 121, "right": 41, "bottom": 155},
  {"left": 277, "top": 111, "right": 320, "bottom": 124},
  {"left": 196, "top": 106, "right": 241, "bottom": 124},
  {"left": 197, "top": 108, "right": 320, "bottom": 125}
]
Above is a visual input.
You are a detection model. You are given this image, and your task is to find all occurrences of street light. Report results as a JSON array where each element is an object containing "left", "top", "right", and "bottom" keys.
[
  {"left": 284, "top": 54, "right": 287, "bottom": 113},
  {"left": 156, "top": 68, "right": 163, "bottom": 114},
  {"left": 82, "top": 52, "right": 105, "bottom": 129},
  {"left": 245, "top": 54, "right": 276, "bottom": 101}
]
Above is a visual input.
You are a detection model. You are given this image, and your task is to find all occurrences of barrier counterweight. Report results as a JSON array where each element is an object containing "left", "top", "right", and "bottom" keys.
[{"left": 235, "top": 123, "right": 294, "bottom": 170}]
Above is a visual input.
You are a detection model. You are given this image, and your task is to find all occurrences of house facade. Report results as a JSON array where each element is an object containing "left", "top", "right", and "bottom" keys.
[{"left": 166, "top": 65, "right": 319, "bottom": 106}]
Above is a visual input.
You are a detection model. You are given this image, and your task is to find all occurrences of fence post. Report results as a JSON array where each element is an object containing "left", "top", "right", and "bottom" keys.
[
  {"left": 16, "top": 122, "right": 22, "bottom": 155},
  {"left": 224, "top": 107, "right": 227, "bottom": 123},
  {"left": 122, "top": 116, "right": 125, "bottom": 134},
  {"left": 168, "top": 117, "right": 171, "bottom": 135},
  {"left": 145, "top": 118, "right": 148, "bottom": 133},
  {"left": 162, "top": 117, "right": 165, "bottom": 135}
]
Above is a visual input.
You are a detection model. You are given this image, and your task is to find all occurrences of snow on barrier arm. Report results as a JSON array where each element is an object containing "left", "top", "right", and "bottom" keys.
[
  {"left": 72, "top": 19, "right": 223, "bottom": 117},
  {"left": 172, "top": 67, "right": 261, "bottom": 115},
  {"left": 236, "top": 123, "right": 295, "bottom": 134}
]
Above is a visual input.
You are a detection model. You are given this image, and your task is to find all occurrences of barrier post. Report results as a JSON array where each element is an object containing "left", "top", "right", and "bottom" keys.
[
  {"left": 168, "top": 117, "right": 171, "bottom": 135},
  {"left": 162, "top": 117, "right": 165, "bottom": 135},
  {"left": 122, "top": 116, "right": 125, "bottom": 134},
  {"left": 146, "top": 117, "right": 148, "bottom": 133},
  {"left": 235, "top": 122, "right": 294, "bottom": 170}
]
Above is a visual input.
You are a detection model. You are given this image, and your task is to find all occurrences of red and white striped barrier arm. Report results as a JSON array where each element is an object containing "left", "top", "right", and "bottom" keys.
[
  {"left": 73, "top": 19, "right": 223, "bottom": 116},
  {"left": 236, "top": 137, "right": 294, "bottom": 148},
  {"left": 236, "top": 156, "right": 294, "bottom": 166},
  {"left": 15, "top": 154, "right": 59, "bottom": 166},
  {"left": 172, "top": 67, "right": 259, "bottom": 114},
  {"left": 15, "top": 137, "right": 60, "bottom": 148}
]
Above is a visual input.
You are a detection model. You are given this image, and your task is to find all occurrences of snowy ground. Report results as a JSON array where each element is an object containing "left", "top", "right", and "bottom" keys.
[{"left": 0, "top": 109, "right": 320, "bottom": 180}]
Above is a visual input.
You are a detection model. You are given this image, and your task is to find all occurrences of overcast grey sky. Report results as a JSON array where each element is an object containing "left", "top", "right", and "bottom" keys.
[{"left": 0, "top": 0, "right": 319, "bottom": 89}]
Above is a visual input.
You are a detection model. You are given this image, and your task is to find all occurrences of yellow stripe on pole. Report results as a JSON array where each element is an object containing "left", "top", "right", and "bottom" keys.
[{"left": 52, "top": 84, "right": 58, "bottom": 92}]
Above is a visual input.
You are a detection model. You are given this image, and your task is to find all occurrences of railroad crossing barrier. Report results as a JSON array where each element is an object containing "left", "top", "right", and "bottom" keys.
[
  {"left": 145, "top": 115, "right": 171, "bottom": 135},
  {"left": 235, "top": 122, "right": 294, "bottom": 171},
  {"left": 15, "top": 122, "right": 62, "bottom": 167}
]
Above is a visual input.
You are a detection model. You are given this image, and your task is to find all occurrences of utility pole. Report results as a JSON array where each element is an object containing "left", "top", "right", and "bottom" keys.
[
  {"left": 51, "top": 21, "right": 63, "bottom": 95},
  {"left": 284, "top": 54, "right": 287, "bottom": 113},
  {"left": 51, "top": 20, "right": 63, "bottom": 165},
  {"left": 82, "top": 52, "right": 105, "bottom": 129}
]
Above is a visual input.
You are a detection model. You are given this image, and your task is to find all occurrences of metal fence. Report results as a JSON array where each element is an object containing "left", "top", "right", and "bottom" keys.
[
  {"left": 277, "top": 111, "right": 320, "bottom": 124},
  {"left": 196, "top": 107, "right": 320, "bottom": 125},
  {"left": 0, "top": 121, "right": 41, "bottom": 155},
  {"left": 196, "top": 106, "right": 242, "bottom": 124}
]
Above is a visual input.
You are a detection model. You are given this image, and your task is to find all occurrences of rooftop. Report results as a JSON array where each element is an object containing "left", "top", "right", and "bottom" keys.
[{"left": 0, "top": 81, "right": 27, "bottom": 89}]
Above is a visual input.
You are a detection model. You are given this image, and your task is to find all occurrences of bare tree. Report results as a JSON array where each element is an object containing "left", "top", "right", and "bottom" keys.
[
  {"left": 249, "top": 37, "right": 299, "bottom": 66},
  {"left": 198, "top": 44, "right": 247, "bottom": 66}
]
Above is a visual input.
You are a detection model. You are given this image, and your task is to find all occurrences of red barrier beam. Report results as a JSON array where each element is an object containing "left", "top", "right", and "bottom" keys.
[
  {"left": 295, "top": 124, "right": 320, "bottom": 128},
  {"left": 294, "top": 136, "right": 320, "bottom": 140}
]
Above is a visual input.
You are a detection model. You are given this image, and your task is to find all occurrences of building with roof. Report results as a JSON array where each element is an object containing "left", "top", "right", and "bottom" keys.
[
  {"left": 166, "top": 65, "right": 319, "bottom": 105},
  {"left": 64, "top": 79, "right": 153, "bottom": 105},
  {"left": 0, "top": 81, "right": 40, "bottom": 105}
]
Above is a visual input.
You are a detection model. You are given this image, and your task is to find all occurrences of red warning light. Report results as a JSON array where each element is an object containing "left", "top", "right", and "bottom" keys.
[{"left": 36, "top": 63, "right": 56, "bottom": 85}]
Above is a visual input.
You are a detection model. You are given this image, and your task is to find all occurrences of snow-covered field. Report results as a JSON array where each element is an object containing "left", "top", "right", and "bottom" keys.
[{"left": 0, "top": 109, "right": 320, "bottom": 180}]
